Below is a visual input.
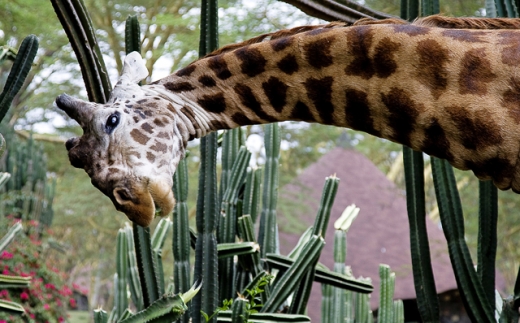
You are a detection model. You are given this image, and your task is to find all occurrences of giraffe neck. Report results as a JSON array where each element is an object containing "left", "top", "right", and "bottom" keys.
[{"left": 148, "top": 22, "right": 520, "bottom": 191}]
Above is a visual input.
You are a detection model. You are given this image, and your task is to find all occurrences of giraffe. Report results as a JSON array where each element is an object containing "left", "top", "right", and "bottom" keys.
[{"left": 56, "top": 15, "right": 520, "bottom": 226}]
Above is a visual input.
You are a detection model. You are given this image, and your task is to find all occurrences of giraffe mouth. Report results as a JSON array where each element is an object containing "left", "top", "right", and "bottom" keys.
[{"left": 112, "top": 178, "right": 175, "bottom": 227}]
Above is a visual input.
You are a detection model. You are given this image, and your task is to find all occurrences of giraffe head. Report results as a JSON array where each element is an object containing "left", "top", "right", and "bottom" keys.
[{"left": 55, "top": 53, "right": 184, "bottom": 227}]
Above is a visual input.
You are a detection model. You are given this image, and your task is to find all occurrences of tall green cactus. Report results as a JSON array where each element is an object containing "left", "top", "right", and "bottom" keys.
[
  {"left": 0, "top": 35, "right": 38, "bottom": 122},
  {"left": 289, "top": 176, "right": 339, "bottom": 314},
  {"left": 192, "top": 1, "right": 220, "bottom": 321},
  {"left": 172, "top": 157, "right": 191, "bottom": 323},
  {"left": 50, "top": 0, "right": 111, "bottom": 103},
  {"left": 431, "top": 157, "right": 494, "bottom": 322},
  {"left": 259, "top": 123, "right": 281, "bottom": 257},
  {"left": 377, "top": 264, "right": 395, "bottom": 323},
  {"left": 115, "top": 229, "right": 129, "bottom": 322}
]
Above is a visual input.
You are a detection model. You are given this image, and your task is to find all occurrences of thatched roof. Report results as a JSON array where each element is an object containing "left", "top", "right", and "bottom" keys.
[{"left": 277, "top": 147, "right": 458, "bottom": 319}]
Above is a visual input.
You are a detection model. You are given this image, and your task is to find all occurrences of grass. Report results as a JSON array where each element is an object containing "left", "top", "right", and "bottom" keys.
[{"left": 68, "top": 310, "right": 90, "bottom": 323}]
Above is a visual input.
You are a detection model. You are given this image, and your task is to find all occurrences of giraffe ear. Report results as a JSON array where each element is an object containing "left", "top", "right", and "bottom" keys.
[
  {"left": 55, "top": 94, "right": 92, "bottom": 127},
  {"left": 109, "top": 52, "right": 149, "bottom": 102},
  {"left": 121, "top": 52, "right": 149, "bottom": 84}
]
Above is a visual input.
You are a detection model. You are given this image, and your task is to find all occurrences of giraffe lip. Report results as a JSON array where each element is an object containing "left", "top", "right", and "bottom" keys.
[{"left": 148, "top": 179, "right": 175, "bottom": 218}]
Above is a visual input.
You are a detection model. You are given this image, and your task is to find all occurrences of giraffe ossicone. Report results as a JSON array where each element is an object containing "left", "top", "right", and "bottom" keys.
[{"left": 57, "top": 16, "right": 520, "bottom": 226}]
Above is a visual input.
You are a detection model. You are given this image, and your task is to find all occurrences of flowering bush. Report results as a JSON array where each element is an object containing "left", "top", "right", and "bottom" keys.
[{"left": 0, "top": 219, "right": 73, "bottom": 323}]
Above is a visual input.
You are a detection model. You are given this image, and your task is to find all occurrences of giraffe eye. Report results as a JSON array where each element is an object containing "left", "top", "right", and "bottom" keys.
[{"left": 105, "top": 113, "right": 120, "bottom": 134}]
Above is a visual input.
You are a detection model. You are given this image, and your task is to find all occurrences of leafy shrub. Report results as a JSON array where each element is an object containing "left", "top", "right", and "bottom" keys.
[{"left": 0, "top": 218, "right": 73, "bottom": 323}]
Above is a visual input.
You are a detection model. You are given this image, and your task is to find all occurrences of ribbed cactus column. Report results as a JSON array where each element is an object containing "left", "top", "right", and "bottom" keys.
[
  {"left": 0, "top": 34, "right": 38, "bottom": 120},
  {"left": 192, "top": 0, "right": 219, "bottom": 321},
  {"left": 218, "top": 147, "right": 251, "bottom": 301},
  {"left": 259, "top": 123, "right": 281, "bottom": 257},
  {"left": 115, "top": 229, "right": 129, "bottom": 321},
  {"left": 289, "top": 176, "right": 339, "bottom": 314},
  {"left": 377, "top": 264, "right": 395, "bottom": 323},
  {"left": 172, "top": 157, "right": 191, "bottom": 323}
]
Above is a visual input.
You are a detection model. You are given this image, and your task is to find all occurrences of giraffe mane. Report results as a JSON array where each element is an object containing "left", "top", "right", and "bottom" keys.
[
  {"left": 196, "top": 15, "right": 520, "bottom": 63},
  {"left": 414, "top": 15, "right": 520, "bottom": 29},
  {"left": 202, "top": 21, "right": 349, "bottom": 58}
]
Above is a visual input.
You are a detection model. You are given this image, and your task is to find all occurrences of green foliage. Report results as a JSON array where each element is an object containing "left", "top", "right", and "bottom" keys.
[{"left": 0, "top": 218, "right": 74, "bottom": 323}]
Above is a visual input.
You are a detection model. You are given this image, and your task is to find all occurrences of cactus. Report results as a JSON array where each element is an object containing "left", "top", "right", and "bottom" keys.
[
  {"left": 50, "top": 0, "right": 111, "bottom": 103},
  {"left": 259, "top": 123, "right": 281, "bottom": 257},
  {"left": 118, "top": 281, "right": 201, "bottom": 323},
  {"left": 290, "top": 176, "right": 339, "bottom": 314},
  {"left": 124, "top": 223, "right": 144, "bottom": 311},
  {"left": 218, "top": 147, "right": 251, "bottom": 301},
  {"left": 172, "top": 157, "right": 191, "bottom": 323},
  {"left": 94, "top": 308, "right": 109, "bottom": 323},
  {"left": 192, "top": 1, "right": 219, "bottom": 321},
  {"left": 402, "top": 147, "right": 439, "bottom": 322},
  {"left": 262, "top": 235, "right": 325, "bottom": 313},
  {"left": 230, "top": 296, "right": 249, "bottom": 323},
  {"left": 242, "top": 168, "right": 261, "bottom": 223},
  {"left": 151, "top": 218, "right": 173, "bottom": 295},
  {"left": 0, "top": 34, "right": 39, "bottom": 122},
  {"left": 115, "top": 229, "right": 129, "bottom": 321},
  {"left": 377, "top": 264, "right": 395, "bottom": 323}
]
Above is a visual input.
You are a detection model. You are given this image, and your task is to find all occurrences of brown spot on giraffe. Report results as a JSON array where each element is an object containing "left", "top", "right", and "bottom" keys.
[
  {"left": 175, "top": 64, "right": 196, "bottom": 77},
  {"left": 164, "top": 81, "right": 195, "bottom": 92},
  {"left": 197, "top": 93, "right": 227, "bottom": 113},
  {"left": 235, "top": 46, "right": 267, "bottom": 77},
  {"left": 208, "top": 55, "right": 232, "bottom": 80},
  {"left": 441, "top": 30, "right": 488, "bottom": 43},
  {"left": 344, "top": 88, "right": 378, "bottom": 135},
  {"left": 372, "top": 37, "right": 401, "bottom": 78},
  {"left": 150, "top": 141, "right": 168, "bottom": 153},
  {"left": 289, "top": 101, "right": 314, "bottom": 122},
  {"left": 466, "top": 157, "right": 514, "bottom": 186},
  {"left": 130, "top": 129, "right": 150, "bottom": 145},
  {"left": 498, "top": 31, "right": 520, "bottom": 66},
  {"left": 234, "top": 84, "right": 278, "bottom": 122},
  {"left": 459, "top": 48, "right": 496, "bottom": 95},
  {"left": 345, "top": 26, "right": 375, "bottom": 79},
  {"left": 381, "top": 87, "right": 424, "bottom": 147},
  {"left": 262, "top": 77, "right": 288, "bottom": 113},
  {"left": 157, "top": 132, "right": 170, "bottom": 139},
  {"left": 391, "top": 24, "right": 430, "bottom": 36},
  {"left": 303, "top": 36, "right": 335, "bottom": 69},
  {"left": 141, "top": 122, "right": 154, "bottom": 134},
  {"left": 304, "top": 76, "right": 335, "bottom": 124},
  {"left": 421, "top": 118, "right": 454, "bottom": 162},
  {"left": 502, "top": 77, "right": 520, "bottom": 123},
  {"left": 153, "top": 118, "right": 165, "bottom": 127},
  {"left": 445, "top": 106, "right": 503, "bottom": 150},
  {"left": 415, "top": 39, "right": 450, "bottom": 99},
  {"left": 146, "top": 152, "right": 156, "bottom": 163},
  {"left": 198, "top": 75, "right": 216, "bottom": 87},
  {"left": 277, "top": 54, "right": 299, "bottom": 75},
  {"left": 271, "top": 37, "right": 294, "bottom": 52}
]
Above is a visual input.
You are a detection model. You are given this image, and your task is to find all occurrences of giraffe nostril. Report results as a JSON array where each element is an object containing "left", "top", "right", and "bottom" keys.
[
  {"left": 65, "top": 137, "right": 79, "bottom": 151},
  {"left": 113, "top": 187, "right": 134, "bottom": 204}
]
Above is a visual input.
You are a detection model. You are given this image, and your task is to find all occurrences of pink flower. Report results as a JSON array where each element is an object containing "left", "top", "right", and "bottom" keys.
[
  {"left": 20, "top": 291, "right": 29, "bottom": 301},
  {"left": 69, "top": 298, "right": 76, "bottom": 308},
  {"left": 43, "top": 304, "right": 50, "bottom": 310},
  {"left": 0, "top": 319, "right": 7, "bottom": 323},
  {"left": 2, "top": 269, "right": 8, "bottom": 275},
  {"left": 29, "top": 313, "right": 35, "bottom": 319},
  {"left": 58, "top": 317, "right": 64, "bottom": 322},
  {"left": 0, "top": 251, "right": 13, "bottom": 259},
  {"left": 44, "top": 283, "right": 55, "bottom": 290}
]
